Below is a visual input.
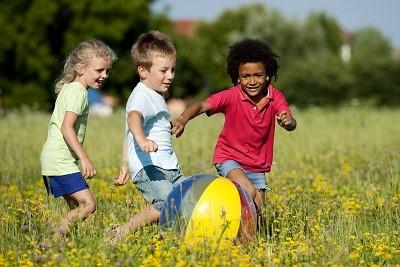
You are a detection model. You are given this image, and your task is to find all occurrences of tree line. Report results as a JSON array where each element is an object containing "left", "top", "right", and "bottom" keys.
[{"left": 1, "top": 1, "right": 399, "bottom": 112}]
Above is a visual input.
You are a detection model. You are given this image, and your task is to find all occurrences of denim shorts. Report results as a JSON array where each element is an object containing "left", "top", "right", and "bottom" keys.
[
  {"left": 215, "top": 160, "right": 270, "bottom": 191},
  {"left": 133, "top": 165, "right": 186, "bottom": 211},
  {"left": 43, "top": 172, "right": 89, "bottom": 197}
]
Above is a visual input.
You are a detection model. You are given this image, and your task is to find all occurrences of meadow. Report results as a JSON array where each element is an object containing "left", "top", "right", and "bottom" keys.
[{"left": 0, "top": 107, "right": 399, "bottom": 266}]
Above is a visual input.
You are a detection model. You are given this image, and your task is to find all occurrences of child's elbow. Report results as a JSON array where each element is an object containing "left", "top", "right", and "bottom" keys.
[
  {"left": 200, "top": 100, "right": 211, "bottom": 113},
  {"left": 60, "top": 124, "right": 68, "bottom": 135},
  {"left": 61, "top": 123, "right": 72, "bottom": 134}
]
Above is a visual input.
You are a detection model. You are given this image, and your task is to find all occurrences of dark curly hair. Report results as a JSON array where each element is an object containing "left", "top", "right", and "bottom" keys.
[{"left": 227, "top": 39, "right": 279, "bottom": 85}]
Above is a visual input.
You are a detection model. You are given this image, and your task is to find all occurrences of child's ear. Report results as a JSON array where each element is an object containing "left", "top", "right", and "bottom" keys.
[
  {"left": 137, "top": 65, "right": 147, "bottom": 78},
  {"left": 75, "top": 63, "right": 84, "bottom": 76},
  {"left": 266, "top": 76, "right": 270, "bottom": 81}
]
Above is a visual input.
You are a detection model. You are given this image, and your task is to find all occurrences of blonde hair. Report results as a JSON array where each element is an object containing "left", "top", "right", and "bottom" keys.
[
  {"left": 131, "top": 30, "right": 176, "bottom": 72},
  {"left": 55, "top": 40, "right": 117, "bottom": 93}
]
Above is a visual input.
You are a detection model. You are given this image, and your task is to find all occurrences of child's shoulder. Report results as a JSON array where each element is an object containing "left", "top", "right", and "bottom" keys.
[
  {"left": 64, "top": 81, "right": 85, "bottom": 90},
  {"left": 208, "top": 85, "right": 239, "bottom": 104},
  {"left": 268, "top": 85, "right": 285, "bottom": 96},
  {"left": 129, "top": 82, "right": 147, "bottom": 97},
  {"left": 127, "top": 83, "right": 154, "bottom": 107},
  {"left": 213, "top": 85, "right": 239, "bottom": 96},
  {"left": 58, "top": 82, "right": 86, "bottom": 98}
]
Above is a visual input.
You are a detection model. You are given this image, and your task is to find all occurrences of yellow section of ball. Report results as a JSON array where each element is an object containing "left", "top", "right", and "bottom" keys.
[{"left": 185, "top": 177, "right": 241, "bottom": 244}]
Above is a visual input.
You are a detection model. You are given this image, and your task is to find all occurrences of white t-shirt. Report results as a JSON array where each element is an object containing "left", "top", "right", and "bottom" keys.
[{"left": 125, "top": 82, "right": 180, "bottom": 179}]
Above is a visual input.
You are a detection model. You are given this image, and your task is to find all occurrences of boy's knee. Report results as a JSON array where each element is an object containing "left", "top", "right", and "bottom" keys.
[
  {"left": 152, "top": 182, "right": 173, "bottom": 210},
  {"left": 240, "top": 183, "right": 256, "bottom": 199},
  {"left": 152, "top": 199, "right": 165, "bottom": 213}
]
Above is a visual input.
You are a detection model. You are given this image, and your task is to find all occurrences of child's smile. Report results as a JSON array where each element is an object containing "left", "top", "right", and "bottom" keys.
[
  {"left": 141, "top": 55, "right": 176, "bottom": 93},
  {"left": 238, "top": 62, "right": 269, "bottom": 103}
]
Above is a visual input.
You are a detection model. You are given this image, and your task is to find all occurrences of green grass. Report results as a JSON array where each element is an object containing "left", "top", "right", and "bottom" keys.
[{"left": 0, "top": 107, "right": 399, "bottom": 266}]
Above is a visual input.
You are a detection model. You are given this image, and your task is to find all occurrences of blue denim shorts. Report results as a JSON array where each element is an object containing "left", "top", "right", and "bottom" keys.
[
  {"left": 43, "top": 172, "right": 89, "bottom": 197},
  {"left": 215, "top": 160, "right": 270, "bottom": 191},
  {"left": 133, "top": 165, "right": 186, "bottom": 211}
]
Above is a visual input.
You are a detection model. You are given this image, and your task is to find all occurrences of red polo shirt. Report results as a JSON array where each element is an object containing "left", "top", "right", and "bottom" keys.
[{"left": 207, "top": 84, "right": 291, "bottom": 173}]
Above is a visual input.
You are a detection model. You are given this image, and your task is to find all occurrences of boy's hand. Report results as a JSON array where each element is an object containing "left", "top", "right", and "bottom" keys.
[
  {"left": 81, "top": 157, "right": 96, "bottom": 179},
  {"left": 138, "top": 138, "right": 158, "bottom": 153},
  {"left": 113, "top": 164, "right": 130, "bottom": 186},
  {"left": 171, "top": 117, "right": 185, "bottom": 138},
  {"left": 276, "top": 111, "right": 295, "bottom": 130}
]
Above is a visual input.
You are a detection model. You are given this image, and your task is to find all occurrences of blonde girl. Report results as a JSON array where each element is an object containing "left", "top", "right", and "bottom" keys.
[{"left": 40, "top": 40, "right": 117, "bottom": 237}]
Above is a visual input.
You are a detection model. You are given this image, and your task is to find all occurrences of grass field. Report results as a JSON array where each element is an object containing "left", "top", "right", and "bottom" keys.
[{"left": 0, "top": 107, "right": 399, "bottom": 266}]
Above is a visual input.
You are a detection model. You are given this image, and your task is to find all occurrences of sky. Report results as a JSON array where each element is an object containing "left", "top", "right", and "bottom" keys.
[{"left": 152, "top": 0, "right": 400, "bottom": 47}]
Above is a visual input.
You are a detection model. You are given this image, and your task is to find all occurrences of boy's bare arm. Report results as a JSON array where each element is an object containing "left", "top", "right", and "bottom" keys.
[
  {"left": 171, "top": 100, "right": 211, "bottom": 137},
  {"left": 127, "top": 110, "right": 158, "bottom": 152}
]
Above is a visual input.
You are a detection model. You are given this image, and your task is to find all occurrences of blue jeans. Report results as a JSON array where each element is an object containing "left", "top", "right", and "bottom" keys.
[
  {"left": 133, "top": 165, "right": 185, "bottom": 211},
  {"left": 215, "top": 160, "right": 270, "bottom": 191}
]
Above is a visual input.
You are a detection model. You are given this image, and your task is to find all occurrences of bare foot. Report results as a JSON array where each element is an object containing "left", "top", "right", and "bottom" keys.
[
  {"left": 53, "top": 220, "right": 69, "bottom": 239},
  {"left": 107, "top": 224, "right": 129, "bottom": 245}
]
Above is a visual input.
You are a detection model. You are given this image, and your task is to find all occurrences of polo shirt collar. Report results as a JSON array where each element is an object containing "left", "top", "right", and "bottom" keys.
[{"left": 238, "top": 84, "right": 273, "bottom": 104}]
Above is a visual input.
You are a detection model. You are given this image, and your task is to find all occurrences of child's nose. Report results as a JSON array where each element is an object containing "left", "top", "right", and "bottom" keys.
[{"left": 168, "top": 71, "right": 175, "bottom": 80}]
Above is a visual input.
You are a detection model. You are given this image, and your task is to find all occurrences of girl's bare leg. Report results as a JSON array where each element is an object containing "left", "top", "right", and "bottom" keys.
[
  {"left": 63, "top": 195, "right": 79, "bottom": 210},
  {"left": 57, "top": 189, "right": 96, "bottom": 236}
]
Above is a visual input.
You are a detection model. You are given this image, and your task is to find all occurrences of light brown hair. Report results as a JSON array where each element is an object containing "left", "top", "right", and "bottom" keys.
[
  {"left": 55, "top": 40, "right": 117, "bottom": 93},
  {"left": 130, "top": 30, "right": 176, "bottom": 73}
]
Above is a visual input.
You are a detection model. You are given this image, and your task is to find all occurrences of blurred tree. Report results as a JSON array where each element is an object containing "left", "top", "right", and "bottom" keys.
[
  {"left": 278, "top": 54, "right": 354, "bottom": 107},
  {"left": 181, "top": 5, "right": 256, "bottom": 95},
  {"left": 0, "top": 0, "right": 58, "bottom": 110},
  {"left": 227, "top": 4, "right": 300, "bottom": 66},
  {"left": 180, "top": 4, "right": 398, "bottom": 107},
  {"left": 172, "top": 4, "right": 302, "bottom": 98},
  {"left": 170, "top": 35, "right": 205, "bottom": 99},
  {"left": 0, "top": 0, "right": 170, "bottom": 111},
  {"left": 274, "top": 12, "right": 351, "bottom": 106},
  {"left": 0, "top": 1, "right": 398, "bottom": 110},
  {"left": 349, "top": 28, "right": 395, "bottom": 104},
  {"left": 179, "top": 4, "right": 352, "bottom": 106},
  {"left": 377, "top": 58, "right": 400, "bottom": 106},
  {"left": 304, "top": 13, "right": 342, "bottom": 55}
]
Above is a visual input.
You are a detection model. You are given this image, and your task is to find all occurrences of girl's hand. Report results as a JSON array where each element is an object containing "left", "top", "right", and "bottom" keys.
[
  {"left": 138, "top": 138, "right": 158, "bottom": 153},
  {"left": 81, "top": 157, "right": 96, "bottom": 179},
  {"left": 113, "top": 164, "right": 130, "bottom": 186}
]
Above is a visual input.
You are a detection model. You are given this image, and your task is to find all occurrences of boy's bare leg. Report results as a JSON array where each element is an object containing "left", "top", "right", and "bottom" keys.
[
  {"left": 226, "top": 168, "right": 266, "bottom": 212},
  {"left": 254, "top": 190, "right": 267, "bottom": 233},
  {"left": 227, "top": 168, "right": 257, "bottom": 200},
  {"left": 254, "top": 190, "right": 265, "bottom": 211},
  {"left": 110, "top": 204, "right": 160, "bottom": 243}
]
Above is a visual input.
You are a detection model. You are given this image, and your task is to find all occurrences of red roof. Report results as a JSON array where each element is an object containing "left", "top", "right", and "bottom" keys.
[
  {"left": 173, "top": 20, "right": 198, "bottom": 37},
  {"left": 341, "top": 31, "right": 353, "bottom": 43}
]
